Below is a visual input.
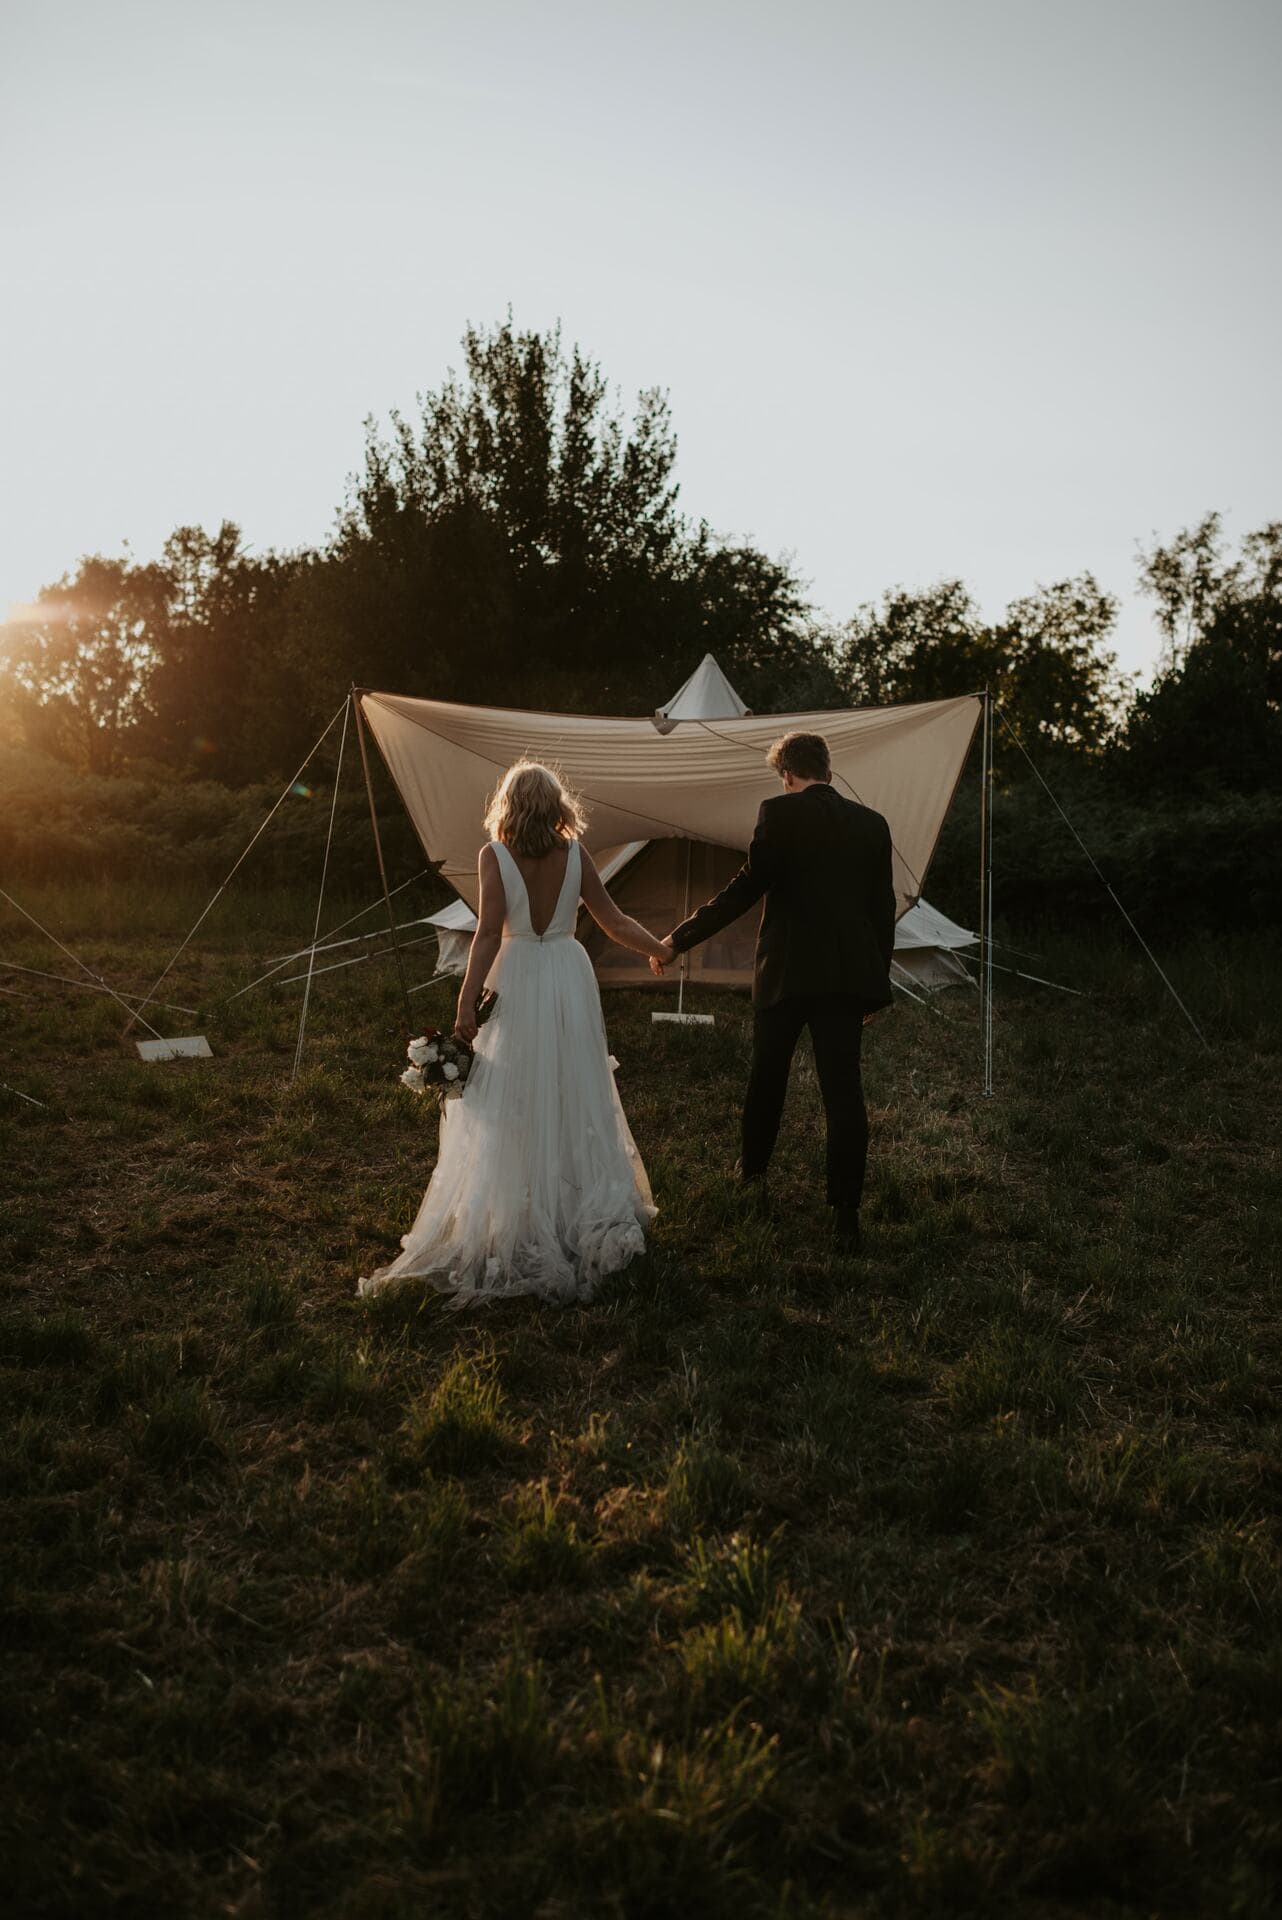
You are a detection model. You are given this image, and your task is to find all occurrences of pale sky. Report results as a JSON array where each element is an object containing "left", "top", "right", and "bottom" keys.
[{"left": 3, "top": 0, "right": 1279, "bottom": 683}]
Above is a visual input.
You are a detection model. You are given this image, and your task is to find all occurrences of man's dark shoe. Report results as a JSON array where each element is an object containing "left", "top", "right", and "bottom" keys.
[{"left": 832, "top": 1205, "right": 862, "bottom": 1253}]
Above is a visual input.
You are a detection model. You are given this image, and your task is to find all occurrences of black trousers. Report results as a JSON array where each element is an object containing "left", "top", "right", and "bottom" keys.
[{"left": 741, "top": 993, "right": 870, "bottom": 1208}]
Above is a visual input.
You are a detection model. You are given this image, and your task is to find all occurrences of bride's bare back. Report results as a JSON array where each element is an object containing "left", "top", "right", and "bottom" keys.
[{"left": 506, "top": 843, "right": 571, "bottom": 938}]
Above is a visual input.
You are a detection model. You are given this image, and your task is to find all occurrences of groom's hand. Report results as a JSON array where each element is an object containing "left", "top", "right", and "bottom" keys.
[{"left": 649, "top": 935, "right": 676, "bottom": 978}]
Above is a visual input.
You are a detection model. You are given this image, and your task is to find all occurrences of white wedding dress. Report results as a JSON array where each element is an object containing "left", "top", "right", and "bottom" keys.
[{"left": 358, "top": 838, "right": 655, "bottom": 1306}]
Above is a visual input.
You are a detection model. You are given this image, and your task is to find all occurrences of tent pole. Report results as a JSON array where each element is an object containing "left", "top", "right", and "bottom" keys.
[
  {"left": 353, "top": 688, "right": 416, "bottom": 1033},
  {"left": 290, "top": 697, "right": 350, "bottom": 1085},
  {"left": 978, "top": 689, "right": 995, "bottom": 1096}
]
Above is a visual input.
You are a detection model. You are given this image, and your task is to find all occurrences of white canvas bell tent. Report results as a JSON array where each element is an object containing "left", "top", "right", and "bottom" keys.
[
  {"left": 356, "top": 662, "right": 982, "bottom": 993},
  {"left": 412, "top": 656, "right": 980, "bottom": 994}
]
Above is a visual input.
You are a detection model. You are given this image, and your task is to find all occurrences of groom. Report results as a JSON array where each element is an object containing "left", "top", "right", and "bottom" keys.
[{"left": 652, "top": 731, "right": 896, "bottom": 1251}]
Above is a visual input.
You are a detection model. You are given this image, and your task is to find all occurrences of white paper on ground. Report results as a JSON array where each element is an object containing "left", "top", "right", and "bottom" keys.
[{"left": 136, "top": 1037, "right": 213, "bottom": 1061}]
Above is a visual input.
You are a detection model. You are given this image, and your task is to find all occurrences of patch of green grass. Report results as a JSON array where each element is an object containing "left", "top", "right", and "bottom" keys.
[
  {"left": 677, "top": 1597, "right": 803, "bottom": 1712},
  {"left": 665, "top": 1436, "right": 749, "bottom": 1536},
  {"left": 567, "top": 1713, "right": 782, "bottom": 1914},
  {"left": 943, "top": 1324, "right": 1084, "bottom": 1428},
  {"left": 402, "top": 1653, "right": 560, "bottom": 1821},
  {"left": 679, "top": 1530, "right": 781, "bottom": 1625},
  {"left": 500, "top": 1480, "right": 594, "bottom": 1590},
  {"left": 133, "top": 1383, "right": 227, "bottom": 1472},
  {"left": 306, "top": 1338, "right": 381, "bottom": 1415},
  {"left": 239, "top": 1270, "right": 299, "bottom": 1333},
  {"left": 0, "top": 1308, "right": 96, "bottom": 1366},
  {"left": 404, "top": 1348, "right": 514, "bottom": 1473}
]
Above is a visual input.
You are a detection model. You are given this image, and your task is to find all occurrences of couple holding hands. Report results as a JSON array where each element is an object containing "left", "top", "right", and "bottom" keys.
[{"left": 359, "top": 730, "right": 895, "bottom": 1305}]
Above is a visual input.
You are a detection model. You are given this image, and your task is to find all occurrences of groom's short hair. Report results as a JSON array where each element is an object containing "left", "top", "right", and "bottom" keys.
[{"left": 767, "top": 731, "right": 831, "bottom": 782}]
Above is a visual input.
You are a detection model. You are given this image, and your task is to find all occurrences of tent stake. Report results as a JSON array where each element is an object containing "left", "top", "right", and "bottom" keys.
[{"left": 353, "top": 688, "right": 416, "bottom": 1033}]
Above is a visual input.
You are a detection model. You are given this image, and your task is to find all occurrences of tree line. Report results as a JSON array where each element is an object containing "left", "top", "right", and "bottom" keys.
[{"left": 2, "top": 317, "right": 1278, "bottom": 923}]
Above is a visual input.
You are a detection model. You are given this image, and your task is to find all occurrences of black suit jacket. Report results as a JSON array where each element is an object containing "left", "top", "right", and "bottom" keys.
[{"left": 669, "top": 783, "right": 897, "bottom": 1011}]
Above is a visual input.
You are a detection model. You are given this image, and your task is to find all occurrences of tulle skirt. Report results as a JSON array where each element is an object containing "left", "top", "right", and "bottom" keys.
[{"left": 358, "top": 935, "right": 654, "bottom": 1306}]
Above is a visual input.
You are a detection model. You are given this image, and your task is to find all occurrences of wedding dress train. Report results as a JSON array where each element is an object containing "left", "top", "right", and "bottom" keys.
[{"left": 358, "top": 837, "right": 654, "bottom": 1306}]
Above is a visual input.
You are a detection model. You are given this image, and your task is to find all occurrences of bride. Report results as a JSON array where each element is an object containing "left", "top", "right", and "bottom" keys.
[{"left": 358, "top": 761, "right": 667, "bottom": 1306}]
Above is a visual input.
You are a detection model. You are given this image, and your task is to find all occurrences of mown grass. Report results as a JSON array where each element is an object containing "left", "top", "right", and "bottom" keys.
[{"left": 1, "top": 885, "right": 1279, "bottom": 1917}]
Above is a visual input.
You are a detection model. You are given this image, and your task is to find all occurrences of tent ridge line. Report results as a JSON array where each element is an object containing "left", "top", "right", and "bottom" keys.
[{"left": 362, "top": 689, "right": 982, "bottom": 729}]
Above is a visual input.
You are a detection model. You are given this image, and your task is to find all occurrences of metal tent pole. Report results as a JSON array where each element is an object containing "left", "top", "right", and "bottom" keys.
[
  {"left": 352, "top": 688, "right": 416, "bottom": 1033},
  {"left": 290, "top": 697, "right": 350, "bottom": 1085}
]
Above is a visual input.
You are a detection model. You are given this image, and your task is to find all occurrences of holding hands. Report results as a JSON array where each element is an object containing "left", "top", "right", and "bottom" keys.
[{"left": 648, "top": 934, "right": 676, "bottom": 979}]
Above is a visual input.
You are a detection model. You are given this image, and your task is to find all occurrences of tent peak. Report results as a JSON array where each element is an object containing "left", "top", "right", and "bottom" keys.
[{"left": 658, "top": 653, "right": 750, "bottom": 723}]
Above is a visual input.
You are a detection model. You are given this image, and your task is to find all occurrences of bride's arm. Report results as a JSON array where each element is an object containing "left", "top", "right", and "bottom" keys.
[
  {"left": 456, "top": 846, "right": 504, "bottom": 1040},
  {"left": 579, "top": 847, "right": 669, "bottom": 960}
]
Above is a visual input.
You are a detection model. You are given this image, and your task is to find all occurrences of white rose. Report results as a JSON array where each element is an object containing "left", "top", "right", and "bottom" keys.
[
  {"left": 400, "top": 1066, "right": 425, "bottom": 1092},
  {"left": 442, "top": 1062, "right": 459, "bottom": 1081},
  {"left": 424, "top": 1042, "right": 441, "bottom": 1063},
  {"left": 407, "top": 1038, "right": 431, "bottom": 1065}
]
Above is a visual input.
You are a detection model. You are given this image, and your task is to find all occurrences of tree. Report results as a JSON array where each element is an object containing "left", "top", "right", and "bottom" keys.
[
  {"left": 840, "top": 581, "right": 991, "bottom": 708},
  {"left": 1126, "top": 516, "right": 1282, "bottom": 793},
  {"left": 138, "top": 521, "right": 249, "bottom": 773},
  {"left": 839, "top": 574, "right": 1124, "bottom": 755},
  {"left": 332, "top": 319, "right": 689, "bottom": 702},
  {"left": 136, "top": 522, "right": 312, "bottom": 783},
  {"left": 328, "top": 316, "right": 830, "bottom": 716},
  {"left": 1, "top": 555, "right": 169, "bottom": 773},
  {"left": 991, "top": 576, "right": 1127, "bottom": 753}
]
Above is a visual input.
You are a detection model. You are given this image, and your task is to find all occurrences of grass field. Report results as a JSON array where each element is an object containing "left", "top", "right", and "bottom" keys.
[{"left": 2, "top": 885, "right": 1280, "bottom": 1918}]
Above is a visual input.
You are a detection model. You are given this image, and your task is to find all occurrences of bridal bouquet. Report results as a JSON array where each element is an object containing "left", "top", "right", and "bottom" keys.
[{"left": 400, "top": 991, "right": 497, "bottom": 1105}]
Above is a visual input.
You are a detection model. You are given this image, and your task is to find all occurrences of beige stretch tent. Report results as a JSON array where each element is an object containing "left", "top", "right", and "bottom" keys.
[
  {"left": 413, "top": 658, "right": 979, "bottom": 991},
  {"left": 358, "top": 670, "right": 981, "bottom": 985}
]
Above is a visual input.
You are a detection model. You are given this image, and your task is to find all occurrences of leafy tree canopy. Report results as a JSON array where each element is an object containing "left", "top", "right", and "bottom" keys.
[
  {"left": 1124, "top": 515, "right": 1282, "bottom": 794},
  {"left": 1, "top": 555, "right": 169, "bottom": 774},
  {"left": 840, "top": 573, "right": 1126, "bottom": 759}
]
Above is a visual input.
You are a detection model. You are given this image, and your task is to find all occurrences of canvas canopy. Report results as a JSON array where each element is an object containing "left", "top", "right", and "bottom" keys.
[
  {"left": 359, "top": 685, "right": 980, "bottom": 938},
  {"left": 355, "top": 664, "right": 974, "bottom": 990}
]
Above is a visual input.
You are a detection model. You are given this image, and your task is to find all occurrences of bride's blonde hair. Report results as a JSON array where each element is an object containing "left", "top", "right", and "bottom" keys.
[{"left": 484, "top": 760, "right": 588, "bottom": 858}]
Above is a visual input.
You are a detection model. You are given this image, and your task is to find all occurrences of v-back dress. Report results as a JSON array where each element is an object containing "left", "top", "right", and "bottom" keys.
[{"left": 358, "top": 837, "right": 655, "bottom": 1305}]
